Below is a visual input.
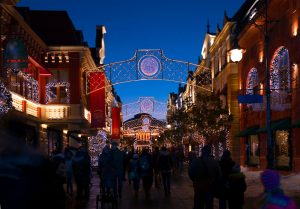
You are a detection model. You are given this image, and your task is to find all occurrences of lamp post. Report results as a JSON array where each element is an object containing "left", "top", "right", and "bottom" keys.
[{"left": 230, "top": 0, "right": 274, "bottom": 169}]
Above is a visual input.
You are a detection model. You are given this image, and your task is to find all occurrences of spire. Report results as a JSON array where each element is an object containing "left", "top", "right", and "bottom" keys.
[
  {"left": 223, "top": 10, "right": 229, "bottom": 26},
  {"left": 206, "top": 20, "right": 210, "bottom": 33},
  {"left": 216, "top": 23, "right": 221, "bottom": 34}
]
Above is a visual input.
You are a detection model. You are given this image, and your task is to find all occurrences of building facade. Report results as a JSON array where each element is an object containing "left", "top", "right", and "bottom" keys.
[
  {"left": 0, "top": 3, "right": 119, "bottom": 156},
  {"left": 235, "top": 0, "right": 300, "bottom": 171}
]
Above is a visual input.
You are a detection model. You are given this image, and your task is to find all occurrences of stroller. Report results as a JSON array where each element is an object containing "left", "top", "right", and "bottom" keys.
[{"left": 96, "top": 171, "right": 118, "bottom": 209}]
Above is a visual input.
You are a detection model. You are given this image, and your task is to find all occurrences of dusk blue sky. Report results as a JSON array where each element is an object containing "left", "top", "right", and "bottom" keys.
[{"left": 17, "top": 0, "right": 245, "bottom": 119}]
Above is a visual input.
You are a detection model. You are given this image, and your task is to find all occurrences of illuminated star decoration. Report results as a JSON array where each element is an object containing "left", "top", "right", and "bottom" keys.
[{"left": 0, "top": 80, "right": 13, "bottom": 114}]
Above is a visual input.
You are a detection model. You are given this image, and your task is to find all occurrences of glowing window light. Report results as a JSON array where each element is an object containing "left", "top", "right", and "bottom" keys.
[
  {"left": 270, "top": 47, "right": 290, "bottom": 92},
  {"left": 246, "top": 68, "right": 259, "bottom": 95}
]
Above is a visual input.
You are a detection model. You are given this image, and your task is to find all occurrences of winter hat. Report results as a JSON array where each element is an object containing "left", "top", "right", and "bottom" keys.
[
  {"left": 261, "top": 169, "right": 281, "bottom": 191},
  {"left": 133, "top": 154, "right": 139, "bottom": 159}
]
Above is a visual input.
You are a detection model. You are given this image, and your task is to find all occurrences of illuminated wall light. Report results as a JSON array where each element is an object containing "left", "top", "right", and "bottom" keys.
[
  {"left": 51, "top": 54, "right": 55, "bottom": 63},
  {"left": 259, "top": 51, "right": 264, "bottom": 63},
  {"left": 63, "top": 129, "right": 68, "bottom": 134},
  {"left": 78, "top": 134, "right": 82, "bottom": 138},
  {"left": 41, "top": 124, "right": 48, "bottom": 129},
  {"left": 65, "top": 55, "right": 69, "bottom": 63},
  {"left": 260, "top": 83, "right": 264, "bottom": 95},
  {"left": 292, "top": 20, "right": 298, "bottom": 37},
  {"left": 58, "top": 54, "right": 62, "bottom": 63},
  {"left": 44, "top": 53, "right": 48, "bottom": 63}
]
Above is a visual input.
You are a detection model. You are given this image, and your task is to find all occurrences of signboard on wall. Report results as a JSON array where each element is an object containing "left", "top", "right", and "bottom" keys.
[
  {"left": 111, "top": 107, "right": 120, "bottom": 141},
  {"left": 238, "top": 94, "right": 263, "bottom": 104}
]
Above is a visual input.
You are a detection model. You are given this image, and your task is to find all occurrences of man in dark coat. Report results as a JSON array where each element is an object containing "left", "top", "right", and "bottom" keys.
[{"left": 189, "top": 145, "right": 222, "bottom": 209}]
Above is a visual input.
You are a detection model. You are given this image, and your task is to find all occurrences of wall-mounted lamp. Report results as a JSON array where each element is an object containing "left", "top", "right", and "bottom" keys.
[{"left": 229, "top": 39, "right": 245, "bottom": 63}]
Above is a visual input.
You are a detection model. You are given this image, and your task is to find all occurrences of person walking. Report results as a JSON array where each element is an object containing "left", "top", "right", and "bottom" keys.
[
  {"left": 189, "top": 145, "right": 222, "bottom": 209},
  {"left": 111, "top": 141, "right": 125, "bottom": 199},
  {"left": 64, "top": 148, "right": 74, "bottom": 196},
  {"left": 73, "top": 146, "right": 91, "bottom": 200},
  {"left": 227, "top": 164, "right": 247, "bottom": 209},
  {"left": 254, "top": 169, "right": 298, "bottom": 209},
  {"left": 158, "top": 146, "right": 173, "bottom": 196},
  {"left": 128, "top": 153, "right": 140, "bottom": 197},
  {"left": 152, "top": 146, "right": 161, "bottom": 188},
  {"left": 98, "top": 145, "right": 115, "bottom": 197},
  {"left": 218, "top": 150, "right": 236, "bottom": 209},
  {"left": 139, "top": 148, "right": 153, "bottom": 198}
]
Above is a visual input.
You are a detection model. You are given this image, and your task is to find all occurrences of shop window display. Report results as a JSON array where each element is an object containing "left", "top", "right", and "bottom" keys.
[
  {"left": 247, "top": 135, "right": 260, "bottom": 166},
  {"left": 275, "top": 130, "right": 290, "bottom": 168}
]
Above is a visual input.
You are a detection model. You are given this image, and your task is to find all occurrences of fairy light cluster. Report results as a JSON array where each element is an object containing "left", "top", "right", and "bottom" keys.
[
  {"left": 18, "top": 71, "right": 39, "bottom": 102},
  {"left": 0, "top": 80, "right": 13, "bottom": 114},
  {"left": 46, "top": 81, "right": 70, "bottom": 104},
  {"left": 270, "top": 47, "right": 290, "bottom": 92},
  {"left": 88, "top": 130, "right": 108, "bottom": 166},
  {"left": 246, "top": 68, "right": 258, "bottom": 95}
]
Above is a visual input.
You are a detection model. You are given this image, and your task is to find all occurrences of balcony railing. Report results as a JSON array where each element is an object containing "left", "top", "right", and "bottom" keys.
[{"left": 11, "top": 91, "right": 83, "bottom": 120}]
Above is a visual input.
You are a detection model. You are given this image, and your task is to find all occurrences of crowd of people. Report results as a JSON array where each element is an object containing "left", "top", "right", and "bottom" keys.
[
  {"left": 188, "top": 144, "right": 298, "bottom": 209},
  {"left": 0, "top": 125, "right": 298, "bottom": 209},
  {"left": 98, "top": 143, "right": 185, "bottom": 200}
]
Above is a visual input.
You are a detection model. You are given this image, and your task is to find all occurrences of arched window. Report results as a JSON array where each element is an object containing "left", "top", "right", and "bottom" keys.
[
  {"left": 246, "top": 68, "right": 259, "bottom": 95},
  {"left": 270, "top": 47, "right": 290, "bottom": 92}
]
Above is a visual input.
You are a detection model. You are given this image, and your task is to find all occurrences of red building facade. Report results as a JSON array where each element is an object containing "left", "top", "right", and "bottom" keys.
[{"left": 236, "top": 0, "right": 300, "bottom": 171}]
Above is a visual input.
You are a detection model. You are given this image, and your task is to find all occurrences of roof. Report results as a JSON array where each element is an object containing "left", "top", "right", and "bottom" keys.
[{"left": 16, "top": 7, "right": 85, "bottom": 46}]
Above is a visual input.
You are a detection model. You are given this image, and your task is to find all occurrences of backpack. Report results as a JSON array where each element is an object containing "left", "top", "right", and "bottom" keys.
[{"left": 140, "top": 156, "right": 150, "bottom": 171}]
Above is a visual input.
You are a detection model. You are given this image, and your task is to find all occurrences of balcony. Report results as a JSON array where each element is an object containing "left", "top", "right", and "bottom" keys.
[{"left": 11, "top": 91, "right": 83, "bottom": 121}]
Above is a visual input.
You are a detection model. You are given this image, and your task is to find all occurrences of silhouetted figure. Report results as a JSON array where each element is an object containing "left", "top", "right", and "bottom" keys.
[
  {"left": 111, "top": 141, "right": 124, "bottom": 199},
  {"left": 0, "top": 128, "right": 66, "bottom": 209},
  {"left": 64, "top": 148, "right": 74, "bottom": 195},
  {"left": 73, "top": 146, "right": 91, "bottom": 200},
  {"left": 227, "top": 164, "right": 247, "bottom": 209},
  {"left": 152, "top": 146, "right": 161, "bottom": 188},
  {"left": 189, "top": 145, "right": 222, "bottom": 209},
  {"left": 128, "top": 153, "right": 140, "bottom": 196},
  {"left": 139, "top": 148, "right": 153, "bottom": 198},
  {"left": 158, "top": 146, "right": 173, "bottom": 196},
  {"left": 218, "top": 150, "right": 236, "bottom": 209}
]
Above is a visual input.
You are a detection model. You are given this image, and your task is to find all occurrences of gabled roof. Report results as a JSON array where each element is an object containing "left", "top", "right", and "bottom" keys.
[{"left": 16, "top": 7, "right": 85, "bottom": 46}]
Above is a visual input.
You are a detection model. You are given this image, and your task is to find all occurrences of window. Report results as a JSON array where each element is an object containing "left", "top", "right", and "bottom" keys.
[
  {"left": 246, "top": 68, "right": 259, "bottom": 95},
  {"left": 247, "top": 135, "right": 259, "bottom": 166},
  {"left": 275, "top": 130, "right": 290, "bottom": 168},
  {"left": 46, "top": 69, "right": 70, "bottom": 104},
  {"left": 270, "top": 47, "right": 291, "bottom": 92}
]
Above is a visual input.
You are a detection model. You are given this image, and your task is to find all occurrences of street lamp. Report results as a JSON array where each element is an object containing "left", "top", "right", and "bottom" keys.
[{"left": 229, "top": 0, "right": 274, "bottom": 169}]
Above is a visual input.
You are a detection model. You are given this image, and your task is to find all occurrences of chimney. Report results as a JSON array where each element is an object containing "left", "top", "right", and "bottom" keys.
[{"left": 95, "top": 25, "right": 106, "bottom": 65}]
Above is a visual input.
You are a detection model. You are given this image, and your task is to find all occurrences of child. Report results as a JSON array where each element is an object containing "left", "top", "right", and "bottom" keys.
[{"left": 255, "top": 169, "right": 298, "bottom": 209}]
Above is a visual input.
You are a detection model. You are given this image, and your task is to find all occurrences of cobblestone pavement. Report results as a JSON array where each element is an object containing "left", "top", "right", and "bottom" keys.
[{"left": 66, "top": 168, "right": 300, "bottom": 209}]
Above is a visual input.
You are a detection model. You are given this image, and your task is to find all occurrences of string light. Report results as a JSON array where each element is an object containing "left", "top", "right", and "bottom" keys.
[
  {"left": 46, "top": 81, "right": 70, "bottom": 104},
  {"left": 18, "top": 71, "right": 39, "bottom": 102},
  {"left": 0, "top": 80, "right": 12, "bottom": 114},
  {"left": 88, "top": 130, "right": 108, "bottom": 166},
  {"left": 270, "top": 47, "right": 290, "bottom": 92}
]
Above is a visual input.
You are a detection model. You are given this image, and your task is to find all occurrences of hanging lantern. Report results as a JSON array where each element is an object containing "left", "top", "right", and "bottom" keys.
[
  {"left": 3, "top": 38, "right": 28, "bottom": 74},
  {"left": 0, "top": 80, "right": 12, "bottom": 114}
]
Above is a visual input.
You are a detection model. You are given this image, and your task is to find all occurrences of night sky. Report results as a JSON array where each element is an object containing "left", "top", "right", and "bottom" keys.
[{"left": 17, "top": 0, "right": 245, "bottom": 119}]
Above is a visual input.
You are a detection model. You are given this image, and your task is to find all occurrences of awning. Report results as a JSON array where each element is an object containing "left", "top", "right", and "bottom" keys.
[
  {"left": 28, "top": 57, "right": 52, "bottom": 76},
  {"left": 235, "top": 126, "right": 259, "bottom": 137},
  {"left": 256, "top": 119, "right": 291, "bottom": 134},
  {"left": 292, "top": 119, "right": 300, "bottom": 128}
]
